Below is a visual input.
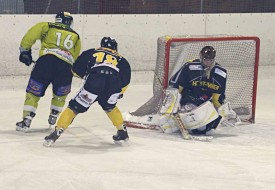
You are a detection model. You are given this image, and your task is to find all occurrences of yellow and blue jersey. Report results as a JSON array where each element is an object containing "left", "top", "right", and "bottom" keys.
[
  {"left": 169, "top": 59, "right": 227, "bottom": 108},
  {"left": 72, "top": 47, "right": 131, "bottom": 94}
]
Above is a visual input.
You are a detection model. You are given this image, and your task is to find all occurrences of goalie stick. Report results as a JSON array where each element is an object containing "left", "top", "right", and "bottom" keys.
[{"left": 155, "top": 73, "right": 213, "bottom": 142}]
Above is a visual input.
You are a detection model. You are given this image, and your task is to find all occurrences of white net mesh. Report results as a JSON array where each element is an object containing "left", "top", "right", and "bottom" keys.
[{"left": 127, "top": 35, "right": 259, "bottom": 124}]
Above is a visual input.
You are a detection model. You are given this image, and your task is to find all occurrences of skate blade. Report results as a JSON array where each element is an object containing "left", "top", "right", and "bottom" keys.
[
  {"left": 43, "top": 140, "right": 54, "bottom": 147},
  {"left": 16, "top": 126, "right": 29, "bottom": 133},
  {"left": 113, "top": 138, "right": 129, "bottom": 145}
]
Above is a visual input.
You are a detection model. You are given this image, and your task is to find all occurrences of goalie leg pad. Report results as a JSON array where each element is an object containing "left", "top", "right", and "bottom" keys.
[
  {"left": 190, "top": 115, "right": 222, "bottom": 135},
  {"left": 180, "top": 103, "right": 197, "bottom": 112},
  {"left": 159, "top": 114, "right": 180, "bottom": 133},
  {"left": 179, "top": 101, "right": 219, "bottom": 130}
]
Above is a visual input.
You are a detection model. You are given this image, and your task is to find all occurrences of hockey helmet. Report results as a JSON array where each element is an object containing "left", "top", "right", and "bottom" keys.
[
  {"left": 55, "top": 11, "right": 73, "bottom": 28},
  {"left": 100, "top": 37, "right": 118, "bottom": 51},
  {"left": 200, "top": 46, "right": 216, "bottom": 70},
  {"left": 200, "top": 46, "right": 216, "bottom": 60}
]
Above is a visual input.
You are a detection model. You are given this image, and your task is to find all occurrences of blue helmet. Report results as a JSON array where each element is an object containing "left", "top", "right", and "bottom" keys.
[
  {"left": 55, "top": 11, "right": 73, "bottom": 28},
  {"left": 100, "top": 37, "right": 118, "bottom": 51}
]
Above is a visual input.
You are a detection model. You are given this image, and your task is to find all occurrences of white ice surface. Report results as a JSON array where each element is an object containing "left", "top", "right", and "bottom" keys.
[{"left": 0, "top": 66, "right": 275, "bottom": 190}]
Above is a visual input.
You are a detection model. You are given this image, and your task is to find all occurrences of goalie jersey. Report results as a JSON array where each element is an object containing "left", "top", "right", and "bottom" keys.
[
  {"left": 72, "top": 47, "right": 131, "bottom": 94},
  {"left": 169, "top": 59, "right": 227, "bottom": 108}
]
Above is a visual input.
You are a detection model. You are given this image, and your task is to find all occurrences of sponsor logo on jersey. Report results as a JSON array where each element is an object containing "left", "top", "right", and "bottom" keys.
[
  {"left": 43, "top": 48, "right": 74, "bottom": 64},
  {"left": 80, "top": 94, "right": 93, "bottom": 102},
  {"left": 192, "top": 81, "right": 220, "bottom": 90},
  {"left": 189, "top": 65, "right": 203, "bottom": 70},
  {"left": 214, "top": 68, "right": 226, "bottom": 78}
]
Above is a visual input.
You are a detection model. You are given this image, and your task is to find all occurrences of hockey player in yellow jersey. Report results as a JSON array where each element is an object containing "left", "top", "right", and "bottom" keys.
[
  {"left": 43, "top": 37, "right": 131, "bottom": 147},
  {"left": 16, "top": 11, "right": 81, "bottom": 132}
]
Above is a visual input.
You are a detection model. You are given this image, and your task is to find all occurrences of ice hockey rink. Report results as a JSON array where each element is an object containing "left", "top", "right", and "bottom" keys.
[{"left": 0, "top": 65, "right": 274, "bottom": 190}]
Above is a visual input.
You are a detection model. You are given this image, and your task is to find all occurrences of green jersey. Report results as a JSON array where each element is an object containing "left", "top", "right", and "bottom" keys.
[{"left": 20, "top": 22, "right": 81, "bottom": 65}]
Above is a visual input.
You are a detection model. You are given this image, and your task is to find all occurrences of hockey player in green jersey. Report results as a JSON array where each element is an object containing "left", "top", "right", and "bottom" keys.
[{"left": 16, "top": 11, "right": 81, "bottom": 132}]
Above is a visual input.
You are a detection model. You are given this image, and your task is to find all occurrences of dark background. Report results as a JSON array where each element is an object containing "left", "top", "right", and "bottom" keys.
[{"left": 1, "top": 0, "right": 275, "bottom": 14}]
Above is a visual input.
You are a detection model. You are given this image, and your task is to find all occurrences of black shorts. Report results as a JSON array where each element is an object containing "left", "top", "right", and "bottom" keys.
[
  {"left": 69, "top": 71, "right": 122, "bottom": 113},
  {"left": 27, "top": 54, "right": 73, "bottom": 97}
]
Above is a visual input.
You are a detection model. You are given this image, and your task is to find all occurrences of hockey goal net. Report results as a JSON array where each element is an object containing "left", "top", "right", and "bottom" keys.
[{"left": 124, "top": 35, "right": 260, "bottom": 129}]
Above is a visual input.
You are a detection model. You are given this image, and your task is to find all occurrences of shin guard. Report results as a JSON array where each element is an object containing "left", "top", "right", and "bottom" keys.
[
  {"left": 56, "top": 108, "right": 77, "bottom": 130},
  {"left": 106, "top": 106, "right": 124, "bottom": 130}
]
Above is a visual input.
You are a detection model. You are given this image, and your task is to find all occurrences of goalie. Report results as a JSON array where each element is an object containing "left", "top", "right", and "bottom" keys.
[{"left": 160, "top": 46, "right": 240, "bottom": 135}]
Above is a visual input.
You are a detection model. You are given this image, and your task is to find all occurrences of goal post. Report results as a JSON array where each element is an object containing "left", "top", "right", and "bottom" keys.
[{"left": 124, "top": 35, "right": 260, "bottom": 128}]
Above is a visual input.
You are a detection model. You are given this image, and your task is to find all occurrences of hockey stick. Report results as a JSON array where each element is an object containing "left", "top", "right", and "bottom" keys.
[
  {"left": 124, "top": 121, "right": 160, "bottom": 130},
  {"left": 154, "top": 73, "right": 213, "bottom": 141}
]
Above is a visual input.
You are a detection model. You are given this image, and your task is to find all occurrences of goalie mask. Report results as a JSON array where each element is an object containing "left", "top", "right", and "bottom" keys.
[
  {"left": 101, "top": 37, "right": 118, "bottom": 51},
  {"left": 55, "top": 11, "right": 73, "bottom": 28},
  {"left": 200, "top": 46, "right": 216, "bottom": 70}
]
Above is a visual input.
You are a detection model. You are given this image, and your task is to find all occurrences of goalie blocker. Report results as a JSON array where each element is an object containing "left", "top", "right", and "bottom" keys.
[{"left": 159, "top": 88, "right": 240, "bottom": 135}]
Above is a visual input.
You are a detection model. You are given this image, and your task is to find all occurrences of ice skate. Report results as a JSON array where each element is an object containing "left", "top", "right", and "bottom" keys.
[
  {"left": 16, "top": 112, "right": 36, "bottom": 132},
  {"left": 113, "top": 125, "right": 129, "bottom": 144},
  {"left": 48, "top": 109, "right": 59, "bottom": 128},
  {"left": 43, "top": 127, "right": 64, "bottom": 147}
]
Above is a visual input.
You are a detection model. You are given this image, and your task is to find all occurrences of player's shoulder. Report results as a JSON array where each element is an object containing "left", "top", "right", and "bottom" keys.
[
  {"left": 118, "top": 55, "right": 128, "bottom": 62},
  {"left": 37, "top": 22, "right": 49, "bottom": 25},
  {"left": 183, "top": 59, "right": 203, "bottom": 70},
  {"left": 213, "top": 63, "right": 227, "bottom": 78},
  {"left": 48, "top": 22, "right": 79, "bottom": 35},
  {"left": 82, "top": 48, "right": 96, "bottom": 55},
  {"left": 184, "top": 59, "right": 201, "bottom": 66},
  {"left": 77, "top": 48, "right": 95, "bottom": 59},
  {"left": 32, "top": 22, "right": 49, "bottom": 28},
  {"left": 214, "top": 63, "right": 227, "bottom": 72},
  {"left": 115, "top": 53, "right": 130, "bottom": 69}
]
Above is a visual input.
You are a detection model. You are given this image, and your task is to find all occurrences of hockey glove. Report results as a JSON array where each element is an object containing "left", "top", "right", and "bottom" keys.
[{"left": 19, "top": 50, "right": 32, "bottom": 66}]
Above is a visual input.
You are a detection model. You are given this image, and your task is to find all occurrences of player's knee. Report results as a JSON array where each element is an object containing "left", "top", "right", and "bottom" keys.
[
  {"left": 68, "top": 99, "right": 88, "bottom": 113},
  {"left": 101, "top": 104, "right": 116, "bottom": 112},
  {"left": 26, "top": 92, "right": 40, "bottom": 102},
  {"left": 52, "top": 94, "right": 67, "bottom": 103},
  {"left": 53, "top": 84, "right": 71, "bottom": 96},
  {"left": 103, "top": 107, "right": 114, "bottom": 112},
  {"left": 26, "top": 78, "right": 46, "bottom": 97}
]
